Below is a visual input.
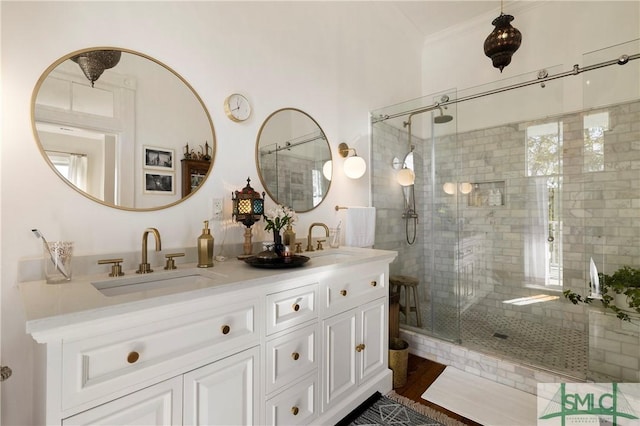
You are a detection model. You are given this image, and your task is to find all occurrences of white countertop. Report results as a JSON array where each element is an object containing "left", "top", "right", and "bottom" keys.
[{"left": 20, "top": 247, "right": 397, "bottom": 338}]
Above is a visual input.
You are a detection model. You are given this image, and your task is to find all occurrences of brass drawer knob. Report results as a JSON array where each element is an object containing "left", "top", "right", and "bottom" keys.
[
  {"left": 355, "top": 344, "right": 366, "bottom": 352},
  {"left": 221, "top": 325, "right": 231, "bottom": 335},
  {"left": 370, "top": 280, "right": 377, "bottom": 287},
  {"left": 291, "top": 406, "right": 299, "bottom": 416},
  {"left": 292, "top": 303, "right": 300, "bottom": 312},
  {"left": 291, "top": 352, "right": 300, "bottom": 361},
  {"left": 340, "top": 289, "right": 347, "bottom": 296},
  {"left": 127, "top": 351, "right": 140, "bottom": 364}
]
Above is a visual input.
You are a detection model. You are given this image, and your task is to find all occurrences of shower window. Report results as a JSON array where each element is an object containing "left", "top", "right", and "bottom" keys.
[
  {"left": 525, "top": 122, "right": 563, "bottom": 288},
  {"left": 583, "top": 112, "right": 608, "bottom": 173}
]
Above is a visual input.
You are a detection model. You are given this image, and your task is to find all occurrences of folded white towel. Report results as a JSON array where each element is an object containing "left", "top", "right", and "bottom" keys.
[{"left": 345, "top": 207, "right": 376, "bottom": 247}]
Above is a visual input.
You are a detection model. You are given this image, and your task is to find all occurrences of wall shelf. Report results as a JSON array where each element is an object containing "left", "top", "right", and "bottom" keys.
[{"left": 468, "top": 180, "right": 505, "bottom": 207}]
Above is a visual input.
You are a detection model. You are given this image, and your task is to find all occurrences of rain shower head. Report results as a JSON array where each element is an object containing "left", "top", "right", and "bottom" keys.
[{"left": 434, "top": 106, "right": 453, "bottom": 124}]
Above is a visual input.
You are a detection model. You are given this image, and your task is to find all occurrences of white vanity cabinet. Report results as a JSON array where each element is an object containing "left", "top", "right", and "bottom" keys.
[
  {"left": 264, "top": 282, "right": 320, "bottom": 425},
  {"left": 22, "top": 248, "right": 396, "bottom": 425},
  {"left": 63, "top": 376, "right": 183, "bottom": 425},
  {"left": 321, "top": 266, "right": 388, "bottom": 413},
  {"left": 183, "top": 346, "right": 260, "bottom": 425}
]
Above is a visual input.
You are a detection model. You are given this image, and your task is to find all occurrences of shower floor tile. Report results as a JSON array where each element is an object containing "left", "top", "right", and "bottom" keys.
[{"left": 402, "top": 305, "right": 587, "bottom": 378}]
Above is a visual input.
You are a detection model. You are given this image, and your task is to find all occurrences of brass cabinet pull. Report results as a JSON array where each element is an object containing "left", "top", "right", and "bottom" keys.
[
  {"left": 340, "top": 290, "right": 347, "bottom": 296},
  {"left": 291, "top": 352, "right": 300, "bottom": 361},
  {"left": 355, "top": 344, "right": 366, "bottom": 352},
  {"left": 221, "top": 325, "right": 231, "bottom": 335},
  {"left": 127, "top": 351, "right": 140, "bottom": 364},
  {"left": 370, "top": 280, "right": 377, "bottom": 287},
  {"left": 291, "top": 406, "right": 299, "bottom": 416},
  {"left": 292, "top": 303, "right": 300, "bottom": 312}
]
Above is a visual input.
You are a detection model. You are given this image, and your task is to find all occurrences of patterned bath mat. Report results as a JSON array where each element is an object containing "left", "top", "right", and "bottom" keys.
[{"left": 337, "top": 391, "right": 465, "bottom": 426}]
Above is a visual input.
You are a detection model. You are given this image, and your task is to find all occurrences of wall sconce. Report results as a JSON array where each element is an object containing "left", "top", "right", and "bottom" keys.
[
  {"left": 232, "top": 177, "right": 265, "bottom": 258},
  {"left": 71, "top": 50, "right": 121, "bottom": 87},
  {"left": 339, "top": 142, "right": 366, "bottom": 179}
]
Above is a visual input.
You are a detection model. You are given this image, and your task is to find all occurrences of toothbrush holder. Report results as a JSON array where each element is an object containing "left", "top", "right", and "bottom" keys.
[{"left": 44, "top": 241, "right": 73, "bottom": 284}]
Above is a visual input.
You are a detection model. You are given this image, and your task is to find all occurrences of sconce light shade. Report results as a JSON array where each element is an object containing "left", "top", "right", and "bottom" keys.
[
  {"left": 483, "top": 13, "right": 522, "bottom": 72},
  {"left": 443, "top": 182, "right": 457, "bottom": 195},
  {"left": 397, "top": 168, "right": 415, "bottom": 186},
  {"left": 71, "top": 50, "right": 121, "bottom": 87},
  {"left": 344, "top": 156, "right": 366, "bottom": 179},
  {"left": 459, "top": 182, "right": 473, "bottom": 194},
  {"left": 322, "top": 160, "right": 332, "bottom": 180},
  {"left": 339, "top": 142, "right": 367, "bottom": 179}
]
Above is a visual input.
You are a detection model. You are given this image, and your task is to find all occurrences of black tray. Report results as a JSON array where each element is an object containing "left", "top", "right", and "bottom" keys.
[{"left": 244, "top": 255, "right": 310, "bottom": 269}]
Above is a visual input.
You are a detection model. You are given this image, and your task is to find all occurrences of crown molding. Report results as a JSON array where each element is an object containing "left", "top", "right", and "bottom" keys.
[{"left": 423, "top": 1, "right": 547, "bottom": 45}]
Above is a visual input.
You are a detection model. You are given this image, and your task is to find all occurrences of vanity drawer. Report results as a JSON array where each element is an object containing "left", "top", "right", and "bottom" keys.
[
  {"left": 266, "top": 323, "right": 318, "bottom": 395},
  {"left": 61, "top": 299, "right": 258, "bottom": 411},
  {"left": 266, "top": 283, "right": 318, "bottom": 335},
  {"left": 265, "top": 373, "right": 318, "bottom": 426},
  {"left": 325, "top": 268, "right": 386, "bottom": 314}
]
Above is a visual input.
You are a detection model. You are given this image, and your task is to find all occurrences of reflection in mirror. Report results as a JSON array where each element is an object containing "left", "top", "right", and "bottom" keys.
[
  {"left": 256, "top": 108, "right": 331, "bottom": 212},
  {"left": 32, "top": 48, "right": 215, "bottom": 211}
]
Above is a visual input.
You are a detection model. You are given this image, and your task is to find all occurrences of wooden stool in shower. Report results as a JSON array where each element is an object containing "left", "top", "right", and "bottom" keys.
[{"left": 389, "top": 275, "right": 422, "bottom": 327}]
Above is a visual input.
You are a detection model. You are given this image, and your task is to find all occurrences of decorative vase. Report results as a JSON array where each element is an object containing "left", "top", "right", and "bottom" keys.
[{"left": 273, "top": 232, "right": 285, "bottom": 257}]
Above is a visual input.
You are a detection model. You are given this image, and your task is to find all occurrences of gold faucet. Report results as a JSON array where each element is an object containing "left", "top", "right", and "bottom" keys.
[
  {"left": 306, "top": 223, "right": 329, "bottom": 252},
  {"left": 137, "top": 228, "right": 161, "bottom": 274}
]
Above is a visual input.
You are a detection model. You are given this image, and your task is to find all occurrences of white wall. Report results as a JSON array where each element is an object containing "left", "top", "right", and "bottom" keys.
[
  {"left": 0, "top": 2, "right": 422, "bottom": 424},
  {"left": 421, "top": 1, "right": 640, "bottom": 111}
]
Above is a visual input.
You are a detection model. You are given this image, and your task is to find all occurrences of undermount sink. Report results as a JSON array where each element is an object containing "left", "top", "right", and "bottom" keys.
[
  {"left": 305, "top": 250, "right": 355, "bottom": 260},
  {"left": 92, "top": 273, "right": 219, "bottom": 297}
]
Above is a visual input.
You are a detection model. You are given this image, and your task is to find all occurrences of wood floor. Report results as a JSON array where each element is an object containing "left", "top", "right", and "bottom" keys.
[{"left": 394, "top": 354, "right": 483, "bottom": 426}]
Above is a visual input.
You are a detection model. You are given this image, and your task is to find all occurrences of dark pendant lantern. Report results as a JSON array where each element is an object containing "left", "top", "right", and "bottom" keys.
[
  {"left": 232, "top": 177, "right": 265, "bottom": 257},
  {"left": 483, "top": 6, "right": 522, "bottom": 73},
  {"left": 71, "top": 50, "right": 121, "bottom": 87}
]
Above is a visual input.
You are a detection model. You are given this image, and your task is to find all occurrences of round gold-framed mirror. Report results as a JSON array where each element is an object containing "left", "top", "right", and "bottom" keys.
[
  {"left": 31, "top": 47, "right": 215, "bottom": 211},
  {"left": 256, "top": 108, "right": 331, "bottom": 212}
]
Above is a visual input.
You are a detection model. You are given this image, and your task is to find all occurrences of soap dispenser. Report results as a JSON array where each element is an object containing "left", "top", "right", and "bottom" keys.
[
  {"left": 197, "top": 220, "right": 214, "bottom": 268},
  {"left": 283, "top": 224, "right": 296, "bottom": 246}
]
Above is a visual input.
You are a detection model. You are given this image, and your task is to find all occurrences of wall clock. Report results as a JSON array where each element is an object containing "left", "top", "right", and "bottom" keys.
[{"left": 223, "top": 93, "right": 251, "bottom": 122}]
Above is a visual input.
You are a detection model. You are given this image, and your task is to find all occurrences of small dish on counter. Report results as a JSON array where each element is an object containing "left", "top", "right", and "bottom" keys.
[{"left": 243, "top": 255, "right": 310, "bottom": 269}]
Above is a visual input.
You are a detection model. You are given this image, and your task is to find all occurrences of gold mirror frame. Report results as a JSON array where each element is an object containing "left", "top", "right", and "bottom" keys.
[
  {"left": 31, "top": 47, "right": 216, "bottom": 211},
  {"left": 256, "top": 108, "right": 332, "bottom": 212}
]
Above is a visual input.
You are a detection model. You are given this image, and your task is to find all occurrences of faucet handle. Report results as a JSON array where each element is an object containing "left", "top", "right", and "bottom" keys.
[
  {"left": 295, "top": 242, "right": 303, "bottom": 254},
  {"left": 97, "top": 258, "right": 125, "bottom": 277},
  {"left": 164, "top": 253, "right": 185, "bottom": 270},
  {"left": 316, "top": 240, "right": 326, "bottom": 251}
]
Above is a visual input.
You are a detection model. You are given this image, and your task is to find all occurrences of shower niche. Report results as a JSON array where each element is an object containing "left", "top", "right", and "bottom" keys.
[{"left": 467, "top": 180, "right": 505, "bottom": 207}]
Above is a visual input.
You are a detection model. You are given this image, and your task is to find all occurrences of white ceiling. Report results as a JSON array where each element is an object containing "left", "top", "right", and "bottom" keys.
[{"left": 392, "top": 1, "right": 508, "bottom": 39}]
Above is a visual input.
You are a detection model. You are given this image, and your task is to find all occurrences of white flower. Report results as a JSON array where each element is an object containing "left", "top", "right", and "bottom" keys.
[{"left": 264, "top": 205, "right": 296, "bottom": 233}]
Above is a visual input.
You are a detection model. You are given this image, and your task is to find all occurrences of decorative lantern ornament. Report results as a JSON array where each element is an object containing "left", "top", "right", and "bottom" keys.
[
  {"left": 232, "top": 177, "right": 265, "bottom": 257},
  {"left": 483, "top": 3, "right": 522, "bottom": 72},
  {"left": 71, "top": 50, "right": 121, "bottom": 87}
]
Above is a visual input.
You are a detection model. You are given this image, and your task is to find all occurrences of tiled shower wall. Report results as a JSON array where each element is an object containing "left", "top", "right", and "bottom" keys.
[
  {"left": 372, "top": 100, "right": 639, "bottom": 381},
  {"left": 372, "top": 121, "right": 427, "bottom": 283}
]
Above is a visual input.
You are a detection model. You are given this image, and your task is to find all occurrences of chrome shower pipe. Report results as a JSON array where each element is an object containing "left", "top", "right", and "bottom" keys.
[{"left": 372, "top": 53, "right": 640, "bottom": 124}]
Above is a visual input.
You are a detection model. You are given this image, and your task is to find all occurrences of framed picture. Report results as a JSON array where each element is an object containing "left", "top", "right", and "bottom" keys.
[
  {"left": 144, "top": 146, "right": 174, "bottom": 171},
  {"left": 144, "top": 171, "right": 175, "bottom": 194}
]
